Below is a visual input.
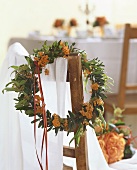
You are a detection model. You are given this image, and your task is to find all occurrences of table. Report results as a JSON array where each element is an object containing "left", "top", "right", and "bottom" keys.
[{"left": 8, "top": 36, "right": 137, "bottom": 94}]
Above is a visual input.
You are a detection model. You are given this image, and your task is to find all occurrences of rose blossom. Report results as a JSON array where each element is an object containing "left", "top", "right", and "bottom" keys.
[{"left": 98, "top": 132, "right": 126, "bottom": 164}]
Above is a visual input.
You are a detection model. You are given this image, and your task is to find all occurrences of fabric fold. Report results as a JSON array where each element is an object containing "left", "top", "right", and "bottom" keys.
[{"left": 0, "top": 42, "right": 29, "bottom": 170}]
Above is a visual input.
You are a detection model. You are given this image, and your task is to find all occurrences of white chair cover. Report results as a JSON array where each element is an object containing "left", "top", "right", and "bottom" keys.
[
  {"left": 0, "top": 43, "right": 69, "bottom": 170},
  {"left": 20, "top": 58, "right": 70, "bottom": 170},
  {"left": 0, "top": 42, "right": 28, "bottom": 170},
  {"left": 0, "top": 42, "right": 137, "bottom": 170}
]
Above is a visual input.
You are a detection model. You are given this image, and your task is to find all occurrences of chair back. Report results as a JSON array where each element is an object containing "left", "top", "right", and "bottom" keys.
[
  {"left": 118, "top": 23, "right": 137, "bottom": 108},
  {"left": 63, "top": 54, "right": 89, "bottom": 170}
]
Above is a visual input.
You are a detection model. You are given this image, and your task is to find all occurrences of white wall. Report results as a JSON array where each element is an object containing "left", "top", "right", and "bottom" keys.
[
  {"left": 1, "top": 0, "right": 137, "bottom": 64},
  {"left": 0, "top": 0, "right": 81, "bottom": 64}
]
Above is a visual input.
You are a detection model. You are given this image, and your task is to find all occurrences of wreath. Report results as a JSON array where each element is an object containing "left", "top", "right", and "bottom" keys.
[{"left": 3, "top": 40, "right": 111, "bottom": 146}]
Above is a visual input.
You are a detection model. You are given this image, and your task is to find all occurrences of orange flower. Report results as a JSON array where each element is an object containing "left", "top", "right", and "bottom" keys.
[
  {"left": 52, "top": 114, "right": 61, "bottom": 127},
  {"left": 38, "top": 51, "right": 44, "bottom": 56},
  {"left": 98, "top": 132, "right": 126, "bottom": 164},
  {"left": 36, "top": 105, "right": 43, "bottom": 114},
  {"left": 38, "top": 55, "right": 49, "bottom": 67},
  {"left": 83, "top": 120, "right": 89, "bottom": 126},
  {"left": 26, "top": 73, "right": 32, "bottom": 78},
  {"left": 44, "top": 68, "right": 49, "bottom": 75},
  {"left": 91, "top": 83, "right": 99, "bottom": 91},
  {"left": 63, "top": 119, "right": 68, "bottom": 130},
  {"left": 98, "top": 139, "right": 109, "bottom": 162},
  {"left": 85, "top": 112, "right": 92, "bottom": 119},
  {"left": 93, "top": 98, "right": 104, "bottom": 106},
  {"left": 35, "top": 95, "right": 42, "bottom": 104},
  {"left": 62, "top": 46, "right": 70, "bottom": 55},
  {"left": 60, "top": 41, "right": 70, "bottom": 55},
  {"left": 79, "top": 103, "right": 93, "bottom": 119},
  {"left": 94, "top": 125, "right": 103, "bottom": 134},
  {"left": 107, "top": 133, "right": 125, "bottom": 163},
  {"left": 60, "top": 41, "right": 65, "bottom": 47},
  {"left": 52, "top": 119, "right": 60, "bottom": 127},
  {"left": 34, "top": 57, "right": 39, "bottom": 61},
  {"left": 83, "top": 69, "right": 91, "bottom": 77}
]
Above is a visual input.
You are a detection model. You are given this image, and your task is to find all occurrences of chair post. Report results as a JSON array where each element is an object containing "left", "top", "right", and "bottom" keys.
[
  {"left": 118, "top": 24, "right": 130, "bottom": 108},
  {"left": 67, "top": 54, "right": 89, "bottom": 170},
  {"left": 104, "top": 23, "right": 137, "bottom": 115}
]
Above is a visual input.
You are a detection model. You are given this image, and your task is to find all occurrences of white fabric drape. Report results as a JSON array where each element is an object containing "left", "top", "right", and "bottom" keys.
[
  {"left": 0, "top": 42, "right": 137, "bottom": 170},
  {"left": 109, "top": 150, "right": 137, "bottom": 170},
  {"left": 19, "top": 58, "right": 69, "bottom": 170},
  {"left": 0, "top": 43, "right": 69, "bottom": 170},
  {"left": 0, "top": 43, "right": 28, "bottom": 170}
]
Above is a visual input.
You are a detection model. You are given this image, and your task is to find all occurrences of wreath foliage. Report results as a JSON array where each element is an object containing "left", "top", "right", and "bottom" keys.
[{"left": 3, "top": 40, "right": 112, "bottom": 146}]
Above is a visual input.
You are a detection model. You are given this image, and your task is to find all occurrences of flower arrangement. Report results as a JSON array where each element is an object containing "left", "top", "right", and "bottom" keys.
[
  {"left": 53, "top": 19, "right": 64, "bottom": 28},
  {"left": 95, "top": 105, "right": 136, "bottom": 164},
  {"left": 93, "top": 16, "right": 109, "bottom": 27},
  {"left": 2, "top": 40, "right": 111, "bottom": 146},
  {"left": 69, "top": 18, "right": 77, "bottom": 27},
  {"left": 98, "top": 131, "right": 126, "bottom": 164}
]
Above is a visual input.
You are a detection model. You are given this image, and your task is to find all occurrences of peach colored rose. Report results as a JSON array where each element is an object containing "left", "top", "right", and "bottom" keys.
[
  {"left": 94, "top": 125, "right": 103, "bottom": 134},
  {"left": 98, "top": 139, "right": 109, "bottom": 162},
  {"left": 98, "top": 132, "right": 126, "bottom": 164}
]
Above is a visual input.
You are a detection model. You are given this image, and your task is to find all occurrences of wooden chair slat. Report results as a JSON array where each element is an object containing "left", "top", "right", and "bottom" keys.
[{"left": 63, "top": 55, "right": 89, "bottom": 170}]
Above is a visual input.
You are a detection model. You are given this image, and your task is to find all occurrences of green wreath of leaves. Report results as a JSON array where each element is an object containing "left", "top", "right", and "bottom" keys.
[{"left": 2, "top": 40, "right": 112, "bottom": 146}]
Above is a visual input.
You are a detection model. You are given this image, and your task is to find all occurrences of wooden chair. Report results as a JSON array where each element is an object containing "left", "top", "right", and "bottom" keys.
[
  {"left": 104, "top": 23, "right": 137, "bottom": 115},
  {"left": 63, "top": 54, "right": 89, "bottom": 170}
]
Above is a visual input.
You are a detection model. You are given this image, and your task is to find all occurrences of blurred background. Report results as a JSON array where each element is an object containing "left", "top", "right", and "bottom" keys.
[{"left": 1, "top": 0, "right": 137, "bottom": 64}]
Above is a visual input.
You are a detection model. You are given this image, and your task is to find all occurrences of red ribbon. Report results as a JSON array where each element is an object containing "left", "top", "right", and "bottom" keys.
[{"left": 34, "top": 61, "right": 48, "bottom": 170}]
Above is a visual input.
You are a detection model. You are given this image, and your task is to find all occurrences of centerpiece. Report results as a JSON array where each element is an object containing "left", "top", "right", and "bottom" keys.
[
  {"left": 93, "top": 16, "right": 109, "bottom": 37},
  {"left": 52, "top": 19, "right": 66, "bottom": 37},
  {"left": 95, "top": 105, "right": 137, "bottom": 164},
  {"left": 68, "top": 18, "right": 78, "bottom": 37}
]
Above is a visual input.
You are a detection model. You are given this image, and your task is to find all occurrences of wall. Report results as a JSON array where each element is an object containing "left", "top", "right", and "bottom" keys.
[
  {"left": 0, "top": 0, "right": 137, "bottom": 65},
  {"left": 0, "top": 0, "right": 80, "bottom": 65}
]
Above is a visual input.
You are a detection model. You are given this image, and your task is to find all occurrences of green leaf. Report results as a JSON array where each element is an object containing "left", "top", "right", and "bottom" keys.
[
  {"left": 68, "top": 110, "right": 75, "bottom": 118},
  {"left": 55, "top": 127, "right": 59, "bottom": 135},
  {"left": 83, "top": 76, "right": 88, "bottom": 92},
  {"left": 2, "top": 87, "right": 18, "bottom": 92},
  {"left": 10, "top": 65, "right": 19, "bottom": 70},
  {"left": 5, "top": 81, "right": 14, "bottom": 87},
  {"left": 89, "top": 122, "right": 94, "bottom": 129},
  {"left": 31, "top": 118, "right": 40, "bottom": 124},
  {"left": 46, "top": 110, "right": 51, "bottom": 117},
  {"left": 25, "top": 109, "right": 34, "bottom": 115},
  {"left": 69, "top": 124, "right": 83, "bottom": 146},
  {"left": 19, "top": 80, "right": 27, "bottom": 85},
  {"left": 47, "top": 126, "right": 53, "bottom": 132},
  {"left": 99, "top": 111, "right": 106, "bottom": 127},
  {"left": 38, "top": 120, "right": 44, "bottom": 128}
]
